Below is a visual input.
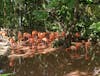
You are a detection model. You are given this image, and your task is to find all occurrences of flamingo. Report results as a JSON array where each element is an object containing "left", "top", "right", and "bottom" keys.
[
  {"left": 85, "top": 40, "right": 91, "bottom": 60},
  {"left": 18, "top": 31, "right": 23, "bottom": 41},
  {"left": 49, "top": 32, "right": 55, "bottom": 42}
]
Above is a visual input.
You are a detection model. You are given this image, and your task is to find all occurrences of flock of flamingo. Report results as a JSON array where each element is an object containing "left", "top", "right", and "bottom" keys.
[
  {"left": 9, "top": 31, "right": 66, "bottom": 57},
  {"left": 0, "top": 30, "right": 92, "bottom": 67}
]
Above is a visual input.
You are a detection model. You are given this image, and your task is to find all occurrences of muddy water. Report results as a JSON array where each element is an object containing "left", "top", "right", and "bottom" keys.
[{"left": 1, "top": 51, "right": 96, "bottom": 76}]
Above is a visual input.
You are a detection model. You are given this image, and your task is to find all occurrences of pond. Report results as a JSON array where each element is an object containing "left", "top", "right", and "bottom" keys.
[{"left": 1, "top": 50, "right": 99, "bottom": 76}]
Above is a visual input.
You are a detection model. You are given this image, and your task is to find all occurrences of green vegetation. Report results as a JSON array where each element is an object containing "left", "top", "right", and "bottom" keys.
[{"left": 0, "top": 0, "right": 100, "bottom": 33}]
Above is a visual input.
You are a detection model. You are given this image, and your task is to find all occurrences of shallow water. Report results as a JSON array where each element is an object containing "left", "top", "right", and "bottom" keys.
[{"left": 1, "top": 50, "right": 98, "bottom": 76}]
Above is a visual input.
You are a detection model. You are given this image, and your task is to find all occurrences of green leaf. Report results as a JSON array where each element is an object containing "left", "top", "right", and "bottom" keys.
[
  {"left": 32, "top": 10, "right": 48, "bottom": 20},
  {"left": 96, "top": 22, "right": 100, "bottom": 31},
  {"left": 68, "top": 0, "right": 75, "bottom": 8},
  {"left": 14, "top": 0, "right": 24, "bottom": 5},
  {"left": 89, "top": 22, "right": 100, "bottom": 32},
  {"left": 52, "top": 26, "right": 59, "bottom": 30},
  {"left": 87, "top": 0, "right": 93, "bottom": 2}
]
